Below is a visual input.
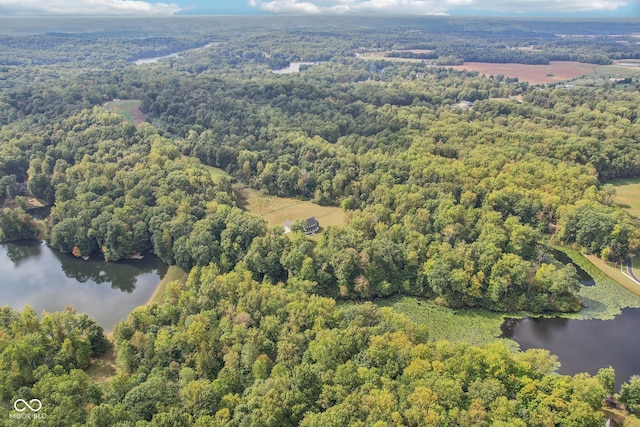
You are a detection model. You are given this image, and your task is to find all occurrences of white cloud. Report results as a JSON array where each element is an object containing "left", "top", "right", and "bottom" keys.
[
  {"left": 248, "top": 0, "right": 632, "bottom": 15},
  {"left": 0, "top": 0, "right": 181, "bottom": 16}
]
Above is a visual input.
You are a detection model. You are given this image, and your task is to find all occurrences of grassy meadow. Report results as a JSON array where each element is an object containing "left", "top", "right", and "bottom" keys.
[
  {"left": 104, "top": 99, "right": 145, "bottom": 125},
  {"left": 610, "top": 177, "right": 640, "bottom": 218},
  {"left": 86, "top": 342, "right": 116, "bottom": 383},
  {"left": 233, "top": 185, "right": 346, "bottom": 233},
  {"left": 202, "top": 164, "right": 232, "bottom": 182}
]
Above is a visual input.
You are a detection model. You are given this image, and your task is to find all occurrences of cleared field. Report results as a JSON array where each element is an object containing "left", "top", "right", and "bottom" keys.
[
  {"left": 609, "top": 178, "right": 640, "bottom": 218},
  {"left": 86, "top": 336, "right": 116, "bottom": 383},
  {"left": 104, "top": 99, "right": 146, "bottom": 125},
  {"left": 449, "top": 61, "right": 600, "bottom": 84},
  {"left": 202, "top": 164, "right": 232, "bottom": 182},
  {"left": 234, "top": 185, "right": 346, "bottom": 231},
  {"left": 2, "top": 196, "right": 46, "bottom": 210}
]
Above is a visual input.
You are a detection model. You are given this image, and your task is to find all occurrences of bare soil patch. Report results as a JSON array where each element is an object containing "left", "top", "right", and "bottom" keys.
[{"left": 449, "top": 61, "right": 601, "bottom": 84}]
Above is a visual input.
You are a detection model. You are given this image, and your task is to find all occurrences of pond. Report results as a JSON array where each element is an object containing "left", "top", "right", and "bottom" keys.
[
  {"left": 502, "top": 308, "right": 640, "bottom": 390},
  {"left": 0, "top": 241, "right": 167, "bottom": 331}
]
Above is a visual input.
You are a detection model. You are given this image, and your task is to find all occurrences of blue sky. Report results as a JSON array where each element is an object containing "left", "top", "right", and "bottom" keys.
[{"left": 0, "top": 0, "right": 638, "bottom": 17}]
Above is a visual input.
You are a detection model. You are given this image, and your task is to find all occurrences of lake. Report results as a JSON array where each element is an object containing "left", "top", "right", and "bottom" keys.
[
  {"left": 0, "top": 241, "right": 167, "bottom": 331},
  {"left": 134, "top": 42, "right": 220, "bottom": 65},
  {"left": 272, "top": 62, "right": 317, "bottom": 74},
  {"left": 502, "top": 308, "right": 640, "bottom": 389}
]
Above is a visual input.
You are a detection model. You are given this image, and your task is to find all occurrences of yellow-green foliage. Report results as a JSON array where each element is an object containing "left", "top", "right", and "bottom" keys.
[{"left": 103, "top": 264, "right": 606, "bottom": 426}]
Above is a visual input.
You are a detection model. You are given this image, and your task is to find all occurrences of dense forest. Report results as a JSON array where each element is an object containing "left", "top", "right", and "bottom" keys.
[{"left": 2, "top": 16, "right": 640, "bottom": 426}]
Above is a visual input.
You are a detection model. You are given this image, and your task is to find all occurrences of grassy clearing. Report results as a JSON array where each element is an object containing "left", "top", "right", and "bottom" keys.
[
  {"left": 233, "top": 185, "right": 346, "bottom": 230},
  {"left": 104, "top": 99, "right": 145, "bottom": 125},
  {"left": 609, "top": 177, "right": 640, "bottom": 218},
  {"left": 553, "top": 246, "right": 640, "bottom": 319},
  {"left": 202, "top": 164, "right": 232, "bottom": 182},
  {"left": 2, "top": 196, "right": 47, "bottom": 210},
  {"left": 375, "top": 296, "right": 516, "bottom": 348},
  {"left": 147, "top": 265, "right": 188, "bottom": 305},
  {"left": 86, "top": 336, "right": 116, "bottom": 383}
]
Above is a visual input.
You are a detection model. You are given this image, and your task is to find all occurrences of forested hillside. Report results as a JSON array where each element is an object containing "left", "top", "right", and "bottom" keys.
[{"left": 2, "top": 17, "right": 640, "bottom": 426}]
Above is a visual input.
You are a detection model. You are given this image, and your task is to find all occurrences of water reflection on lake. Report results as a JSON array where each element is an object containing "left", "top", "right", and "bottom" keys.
[
  {"left": 551, "top": 248, "right": 595, "bottom": 286},
  {"left": 272, "top": 62, "right": 317, "bottom": 74},
  {"left": 0, "top": 241, "right": 167, "bottom": 331},
  {"left": 502, "top": 308, "right": 640, "bottom": 389}
]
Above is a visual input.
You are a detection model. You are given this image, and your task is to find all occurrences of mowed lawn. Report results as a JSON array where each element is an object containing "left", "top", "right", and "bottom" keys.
[
  {"left": 610, "top": 178, "right": 640, "bottom": 218},
  {"left": 233, "top": 185, "right": 346, "bottom": 231}
]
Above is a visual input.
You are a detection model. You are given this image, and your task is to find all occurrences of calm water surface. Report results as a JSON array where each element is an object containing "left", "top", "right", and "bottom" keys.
[
  {"left": 0, "top": 241, "right": 167, "bottom": 330},
  {"left": 550, "top": 248, "right": 595, "bottom": 285},
  {"left": 502, "top": 308, "right": 640, "bottom": 389},
  {"left": 272, "top": 62, "right": 317, "bottom": 74}
]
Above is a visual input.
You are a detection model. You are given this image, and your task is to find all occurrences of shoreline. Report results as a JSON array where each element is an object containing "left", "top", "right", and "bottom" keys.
[{"left": 146, "top": 265, "right": 188, "bottom": 306}]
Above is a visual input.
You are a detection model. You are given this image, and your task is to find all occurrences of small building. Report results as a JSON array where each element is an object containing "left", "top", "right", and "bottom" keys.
[
  {"left": 304, "top": 217, "right": 319, "bottom": 235},
  {"left": 284, "top": 220, "right": 292, "bottom": 233}
]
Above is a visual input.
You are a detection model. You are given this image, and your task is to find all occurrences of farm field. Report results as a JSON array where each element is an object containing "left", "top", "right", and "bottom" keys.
[
  {"left": 450, "top": 61, "right": 601, "bottom": 84},
  {"left": 234, "top": 185, "right": 346, "bottom": 232},
  {"left": 104, "top": 99, "right": 146, "bottom": 125}
]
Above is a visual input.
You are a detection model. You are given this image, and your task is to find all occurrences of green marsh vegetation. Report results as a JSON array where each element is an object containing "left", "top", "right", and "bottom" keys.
[{"left": 555, "top": 246, "right": 640, "bottom": 319}]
